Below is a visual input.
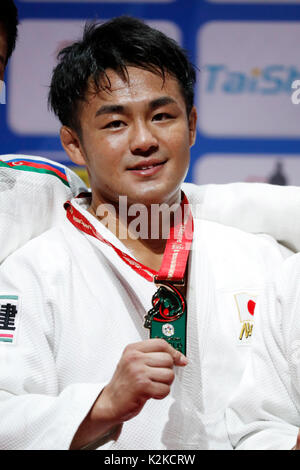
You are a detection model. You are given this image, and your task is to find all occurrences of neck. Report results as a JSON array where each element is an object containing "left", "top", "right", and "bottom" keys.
[{"left": 88, "top": 192, "right": 182, "bottom": 254}]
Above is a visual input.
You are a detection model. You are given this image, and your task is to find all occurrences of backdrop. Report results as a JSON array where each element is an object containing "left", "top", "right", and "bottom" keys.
[{"left": 1, "top": 0, "right": 300, "bottom": 187}]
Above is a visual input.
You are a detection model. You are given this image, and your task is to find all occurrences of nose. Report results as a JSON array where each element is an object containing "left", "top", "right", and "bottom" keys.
[{"left": 130, "top": 120, "right": 159, "bottom": 156}]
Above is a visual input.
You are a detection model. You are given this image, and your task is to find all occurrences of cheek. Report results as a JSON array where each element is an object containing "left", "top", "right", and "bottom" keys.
[
  {"left": 167, "top": 129, "right": 191, "bottom": 161},
  {"left": 165, "top": 121, "right": 191, "bottom": 146},
  {"left": 104, "top": 133, "right": 127, "bottom": 155},
  {"left": 85, "top": 135, "right": 125, "bottom": 171}
]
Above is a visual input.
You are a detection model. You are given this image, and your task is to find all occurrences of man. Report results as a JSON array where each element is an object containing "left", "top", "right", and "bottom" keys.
[
  {"left": 0, "top": 0, "right": 87, "bottom": 263},
  {"left": 226, "top": 254, "right": 300, "bottom": 450},
  {"left": 1, "top": 3, "right": 300, "bottom": 266},
  {"left": 0, "top": 17, "right": 286, "bottom": 450},
  {"left": 0, "top": 0, "right": 17, "bottom": 80}
]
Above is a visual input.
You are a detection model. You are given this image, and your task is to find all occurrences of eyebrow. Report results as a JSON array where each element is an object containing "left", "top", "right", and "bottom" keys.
[
  {"left": 149, "top": 96, "right": 177, "bottom": 111},
  {"left": 94, "top": 96, "right": 177, "bottom": 118},
  {"left": 95, "top": 104, "right": 125, "bottom": 118}
]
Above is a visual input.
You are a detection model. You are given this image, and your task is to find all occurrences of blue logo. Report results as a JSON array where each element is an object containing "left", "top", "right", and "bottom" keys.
[
  {"left": 204, "top": 65, "right": 300, "bottom": 95},
  {"left": 0, "top": 81, "right": 5, "bottom": 104}
]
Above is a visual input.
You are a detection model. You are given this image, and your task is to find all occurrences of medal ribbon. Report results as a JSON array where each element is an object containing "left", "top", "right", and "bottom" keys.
[{"left": 64, "top": 192, "right": 193, "bottom": 285}]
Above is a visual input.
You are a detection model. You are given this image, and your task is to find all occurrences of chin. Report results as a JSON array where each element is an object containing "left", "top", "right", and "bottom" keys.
[{"left": 128, "top": 186, "right": 182, "bottom": 207}]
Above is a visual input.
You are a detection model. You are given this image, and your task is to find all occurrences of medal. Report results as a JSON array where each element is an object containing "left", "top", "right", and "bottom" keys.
[
  {"left": 144, "top": 281, "right": 187, "bottom": 355},
  {"left": 64, "top": 192, "right": 193, "bottom": 356}
]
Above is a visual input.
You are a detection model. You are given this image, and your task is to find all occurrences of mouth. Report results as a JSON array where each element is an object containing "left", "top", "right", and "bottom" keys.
[{"left": 127, "top": 160, "right": 167, "bottom": 176}]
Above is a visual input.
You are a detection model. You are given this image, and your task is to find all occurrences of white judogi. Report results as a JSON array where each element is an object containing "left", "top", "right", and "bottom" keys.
[
  {"left": 226, "top": 254, "right": 300, "bottom": 450},
  {"left": 0, "top": 196, "right": 284, "bottom": 449},
  {"left": 182, "top": 181, "right": 300, "bottom": 254},
  {"left": 1, "top": 154, "right": 300, "bottom": 265},
  {"left": 0, "top": 155, "right": 86, "bottom": 263}
]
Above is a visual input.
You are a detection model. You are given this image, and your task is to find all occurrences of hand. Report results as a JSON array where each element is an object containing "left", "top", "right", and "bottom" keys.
[
  {"left": 70, "top": 338, "right": 188, "bottom": 449},
  {"left": 70, "top": 339, "right": 188, "bottom": 449},
  {"left": 95, "top": 338, "right": 188, "bottom": 423}
]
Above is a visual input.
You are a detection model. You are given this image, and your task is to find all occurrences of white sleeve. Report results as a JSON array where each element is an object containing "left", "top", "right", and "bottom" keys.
[
  {"left": 0, "top": 249, "right": 102, "bottom": 450},
  {"left": 226, "top": 256, "right": 300, "bottom": 450},
  {"left": 182, "top": 182, "right": 300, "bottom": 254},
  {"left": 0, "top": 155, "right": 88, "bottom": 264}
]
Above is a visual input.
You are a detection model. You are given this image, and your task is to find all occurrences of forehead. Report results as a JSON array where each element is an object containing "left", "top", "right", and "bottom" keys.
[{"left": 86, "top": 66, "right": 185, "bottom": 109}]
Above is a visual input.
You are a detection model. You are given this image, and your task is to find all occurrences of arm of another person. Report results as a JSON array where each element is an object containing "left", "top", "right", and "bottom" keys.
[{"left": 182, "top": 182, "right": 300, "bottom": 254}]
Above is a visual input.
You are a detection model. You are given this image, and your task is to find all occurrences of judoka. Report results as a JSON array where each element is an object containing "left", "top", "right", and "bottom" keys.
[{"left": 0, "top": 16, "right": 288, "bottom": 450}]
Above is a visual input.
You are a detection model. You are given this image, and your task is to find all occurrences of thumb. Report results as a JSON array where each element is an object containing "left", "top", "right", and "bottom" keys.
[{"left": 173, "top": 350, "right": 189, "bottom": 367}]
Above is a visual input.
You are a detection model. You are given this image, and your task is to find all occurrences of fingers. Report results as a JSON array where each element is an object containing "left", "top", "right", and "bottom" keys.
[
  {"left": 146, "top": 381, "right": 172, "bottom": 400},
  {"left": 144, "top": 352, "right": 175, "bottom": 368},
  {"left": 127, "top": 338, "right": 188, "bottom": 367},
  {"left": 147, "top": 365, "right": 175, "bottom": 385},
  {"left": 98, "top": 339, "right": 187, "bottom": 424},
  {"left": 173, "top": 349, "right": 188, "bottom": 367}
]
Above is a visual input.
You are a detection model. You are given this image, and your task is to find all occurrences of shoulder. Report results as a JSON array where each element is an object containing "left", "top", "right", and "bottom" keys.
[
  {"left": 192, "top": 218, "right": 284, "bottom": 290},
  {"left": 0, "top": 154, "right": 87, "bottom": 263},
  {"left": 193, "top": 218, "right": 284, "bottom": 268},
  {"left": 1, "top": 224, "right": 73, "bottom": 279},
  {"left": 194, "top": 217, "right": 281, "bottom": 252}
]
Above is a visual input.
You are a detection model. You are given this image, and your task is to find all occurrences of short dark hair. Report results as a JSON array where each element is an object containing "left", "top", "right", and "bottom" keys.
[
  {"left": 48, "top": 16, "right": 196, "bottom": 134},
  {"left": 0, "top": 0, "right": 18, "bottom": 63}
]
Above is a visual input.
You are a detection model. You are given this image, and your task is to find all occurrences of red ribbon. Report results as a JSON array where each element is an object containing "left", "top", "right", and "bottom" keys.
[{"left": 64, "top": 193, "right": 193, "bottom": 284}]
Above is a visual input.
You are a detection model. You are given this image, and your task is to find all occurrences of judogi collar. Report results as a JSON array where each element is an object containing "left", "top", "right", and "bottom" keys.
[{"left": 64, "top": 192, "right": 194, "bottom": 355}]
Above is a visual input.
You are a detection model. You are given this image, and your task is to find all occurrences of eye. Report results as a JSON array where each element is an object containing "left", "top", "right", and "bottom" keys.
[
  {"left": 104, "top": 120, "right": 126, "bottom": 129},
  {"left": 152, "top": 113, "right": 173, "bottom": 122}
]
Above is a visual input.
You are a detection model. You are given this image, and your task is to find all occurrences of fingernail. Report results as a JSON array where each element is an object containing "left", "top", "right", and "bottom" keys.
[{"left": 179, "top": 354, "right": 188, "bottom": 365}]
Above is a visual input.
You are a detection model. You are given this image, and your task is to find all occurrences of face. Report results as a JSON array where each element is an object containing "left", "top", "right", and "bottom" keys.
[
  {"left": 62, "top": 66, "right": 197, "bottom": 207},
  {"left": 0, "top": 23, "right": 7, "bottom": 80}
]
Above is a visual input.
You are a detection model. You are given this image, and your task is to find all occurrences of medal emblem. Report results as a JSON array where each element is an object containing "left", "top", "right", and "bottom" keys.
[
  {"left": 162, "top": 323, "right": 174, "bottom": 337},
  {"left": 144, "top": 284, "right": 187, "bottom": 355}
]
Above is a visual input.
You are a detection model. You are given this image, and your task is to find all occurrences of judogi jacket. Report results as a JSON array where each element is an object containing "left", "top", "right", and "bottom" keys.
[{"left": 0, "top": 196, "right": 284, "bottom": 449}]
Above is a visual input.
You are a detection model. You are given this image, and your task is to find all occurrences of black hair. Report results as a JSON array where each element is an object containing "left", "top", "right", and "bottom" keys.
[
  {"left": 48, "top": 16, "right": 196, "bottom": 134},
  {"left": 0, "top": 0, "right": 18, "bottom": 63}
]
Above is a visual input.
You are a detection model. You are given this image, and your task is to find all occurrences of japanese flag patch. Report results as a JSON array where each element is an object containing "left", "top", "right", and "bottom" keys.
[
  {"left": 234, "top": 292, "right": 257, "bottom": 345},
  {"left": 0, "top": 295, "right": 20, "bottom": 345}
]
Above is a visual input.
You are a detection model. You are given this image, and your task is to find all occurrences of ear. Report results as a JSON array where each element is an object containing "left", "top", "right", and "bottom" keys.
[
  {"left": 188, "top": 106, "right": 197, "bottom": 147},
  {"left": 60, "top": 126, "right": 86, "bottom": 166}
]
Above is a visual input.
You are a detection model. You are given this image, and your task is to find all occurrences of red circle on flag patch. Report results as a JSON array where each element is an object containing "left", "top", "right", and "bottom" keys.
[{"left": 247, "top": 300, "right": 256, "bottom": 316}]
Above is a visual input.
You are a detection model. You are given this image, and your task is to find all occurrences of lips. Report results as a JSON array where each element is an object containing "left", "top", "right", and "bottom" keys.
[
  {"left": 127, "top": 159, "right": 167, "bottom": 177},
  {"left": 127, "top": 159, "right": 167, "bottom": 171}
]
